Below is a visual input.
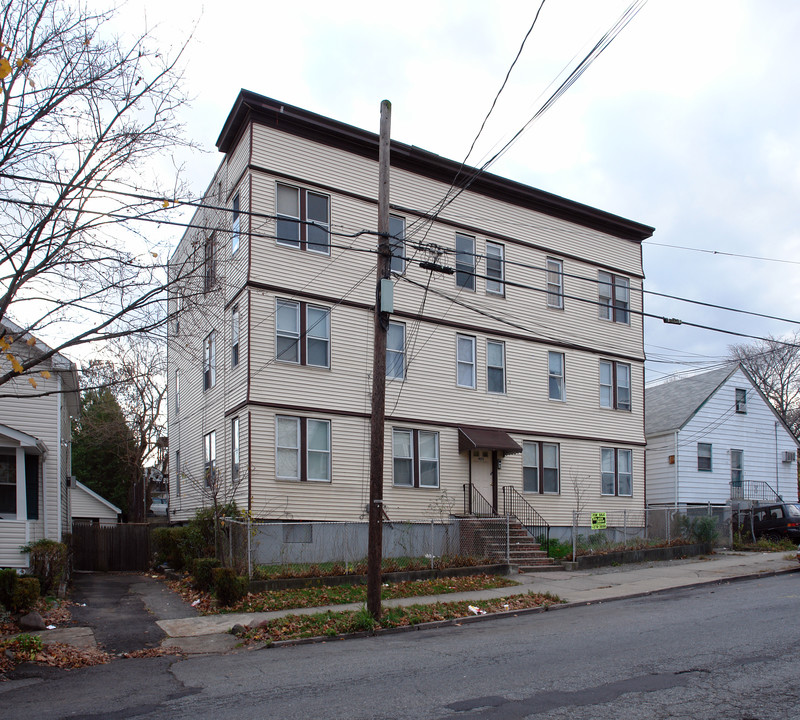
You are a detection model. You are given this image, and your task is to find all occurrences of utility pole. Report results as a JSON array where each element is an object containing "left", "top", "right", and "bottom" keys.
[{"left": 367, "top": 99, "right": 391, "bottom": 620}]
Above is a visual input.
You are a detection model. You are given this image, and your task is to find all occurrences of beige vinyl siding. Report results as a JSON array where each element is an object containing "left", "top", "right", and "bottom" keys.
[
  {"left": 251, "top": 124, "right": 644, "bottom": 276},
  {"left": 246, "top": 171, "right": 643, "bottom": 362},
  {"left": 226, "top": 125, "right": 251, "bottom": 197}
]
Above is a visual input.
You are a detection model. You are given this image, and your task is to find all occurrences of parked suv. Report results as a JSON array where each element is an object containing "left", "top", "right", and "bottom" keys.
[{"left": 744, "top": 502, "right": 800, "bottom": 540}]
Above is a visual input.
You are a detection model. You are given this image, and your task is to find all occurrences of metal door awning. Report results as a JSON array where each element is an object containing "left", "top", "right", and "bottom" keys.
[{"left": 457, "top": 427, "right": 522, "bottom": 455}]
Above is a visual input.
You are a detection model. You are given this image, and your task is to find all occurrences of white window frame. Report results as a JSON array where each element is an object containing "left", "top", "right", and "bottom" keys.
[
  {"left": 231, "top": 304, "right": 240, "bottom": 368},
  {"left": 392, "top": 428, "right": 439, "bottom": 489},
  {"left": 730, "top": 448, "right": 743, "bottom": 486},
  {"left": 203, "top": 331, "right": 216, "bottom": 390},
  {"left": 546, "top": 258, "right": 564, "bottom": 309},
  {"left": 601, "top": 447, "right": 633, "bottom": 496},
  {"left": 231, "top": 193, "right": 240, "bottom": 255},
  {"left": 698, "top": 443, "right": 712, "bottom": 472},
  {"left": 599, "top": 360, "right": 631, "bottom": 411},
  {"left": 175, "top": 368, "right": 180, "bottom": 413},
  {"left": 276, "top": 416, "right": 300, "bottom": 481},
  {"left": 389, "top": 215, "right": 406, "bottom": 274},
  {"left": 0, "top": 451, "right": 17, "bottom": 519},
  {"left": 485, "top": 241, "right": 505, "bottom": 296},
  {"left": 231, "top": 417, "right": 240, "bottom": 481},
  {"left": 276, "top": 416, "right": 331, "bottom": 483},
  {"left": 275, "top": 299, "right": 330, "bottom": 368},
  {"left": 457, "top": 334, "right": 476, "bottom": 389},
  {"left": 203, "top": 431, "right": 217, "bottom": 488},
  {"left": 203, "top": 233, "right": 216, "bottom": 292},
  {"left": 455, "top": 233, "right": 476, "bottom": 291},
  {"left": 598, "top": 271, "right": 630, "bottom": 324},
  {"left": 276, "top": 183, "right": 330, "bottom": 255},
  {"left": 486, "top": 340, "right": 505, "bottom": 394},
  {"left": 548, "top": 351, "right": 565, "bottom": 401},
  {"left": 387, "top": 321, "right": 406, "bottom": 380},
  {"left": 735, "top": 388, "right": 747, "bottom": 414}
]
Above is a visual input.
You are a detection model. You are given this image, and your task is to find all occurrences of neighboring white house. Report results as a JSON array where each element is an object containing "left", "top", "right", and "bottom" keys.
[
  {"left": 645, "top": 364, "right": 799, "bottom": 508},
  {"left": 0, "top": 321, "right": 79, "bottom": 569},
  {"left": 167, "top": 91, "right": 655, "bottom": 534},
  {"left": 70, "top": 480, "right": 121, "bottom": 524}
]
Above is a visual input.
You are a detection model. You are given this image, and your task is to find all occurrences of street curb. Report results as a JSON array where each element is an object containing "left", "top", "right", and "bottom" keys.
[{"left": 252, "top": 565, "right": 800, "bottom": 651}]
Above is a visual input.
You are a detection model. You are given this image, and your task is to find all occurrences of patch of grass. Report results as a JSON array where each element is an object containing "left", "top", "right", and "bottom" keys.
[
  {"left": 241, "top": 590, "right": 563, "bottom": 644},
  {"left": 732, "top": 535, "right": 797, "bottom": 552},
  {"left": 170, "top": 573, "right": 517, "bottom": 615},
  {"left": 253, "top": 555, "right": 498, "bottom": 580}
]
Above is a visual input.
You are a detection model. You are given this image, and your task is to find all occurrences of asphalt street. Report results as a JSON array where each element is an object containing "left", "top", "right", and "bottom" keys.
[{"left": 4, "top": 571, "right": 800, "bottom": 719}]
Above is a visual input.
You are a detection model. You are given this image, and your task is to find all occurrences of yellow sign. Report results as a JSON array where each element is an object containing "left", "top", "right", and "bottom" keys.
[{"left": 591, "top": 512, "right": 607, "bottom": 529}]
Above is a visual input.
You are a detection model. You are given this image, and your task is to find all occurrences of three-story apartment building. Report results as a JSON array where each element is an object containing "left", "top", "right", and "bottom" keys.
[{"left": 167, "top": 90, "right": 654, "bottom": 534}]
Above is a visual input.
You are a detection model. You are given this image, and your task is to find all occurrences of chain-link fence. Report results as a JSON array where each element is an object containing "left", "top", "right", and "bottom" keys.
[
  {"left": 218, "top": 517, "right": 515, "bottom": 578},
  {"left": 568, "top": 506, "right": 730, "bottom": 559}
]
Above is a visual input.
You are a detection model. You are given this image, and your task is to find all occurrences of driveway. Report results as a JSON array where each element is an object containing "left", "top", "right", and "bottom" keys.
[{"left": 69, "top": 572, "right": 197, "bottom": 655}]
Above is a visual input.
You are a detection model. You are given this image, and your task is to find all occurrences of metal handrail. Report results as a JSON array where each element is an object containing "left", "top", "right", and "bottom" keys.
[
  {"left": 502, "top": 486, "right": 550, "bottom": 546},
  {"left": 730, "top": 480, "right": 783, "bottom": 503},
  {"left": 462, "top": 483, "right": 498, "bottom": 517}
]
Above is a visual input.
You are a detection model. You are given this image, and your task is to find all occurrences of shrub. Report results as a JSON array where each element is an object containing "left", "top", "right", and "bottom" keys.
[
  {"left": 11, "top": 576, "right": 40, "bottom": 613},
  {"left": 19, "top": 539, "right": 68, "bottom": 596},
  {"left": 12, "top": 633, "right": 42, "bottom": 660},
  {"left": 192, "top": 557, "right": 221, "bottom": 592},
  {"left": 690, "top": 516, "right": 719, "bottom": 544},
  {"left": 212, "top": 567, "right": 248, "bottom": 607},
  {"left": 0, "top": 568, "right": 18, "bottom": 608},
  {"left": 152, "top": 527, "right": 187, "bottom": 569}
]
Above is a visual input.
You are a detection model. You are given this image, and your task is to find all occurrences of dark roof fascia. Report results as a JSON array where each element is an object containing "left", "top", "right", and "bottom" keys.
[{"left": 216, "top": 90, "right": 655, "bottom": 243}]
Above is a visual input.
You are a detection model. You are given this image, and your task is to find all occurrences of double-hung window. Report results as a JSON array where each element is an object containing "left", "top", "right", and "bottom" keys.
[
  {"left": 487, "top": 340, "right": 505, "bottom": 394},
  {"left": 387, "top": 322, "right": 405, "bottom": 380},
  {"left": 599, "top": 360, "right": 631, "bottom": 411},
  {"left": 0, "top": 452, "right": 16, "bottom": 518},
  {"left": 231, "top": 193, "right": 240, "bottom": 254},
  {"left": 203, "top": 331, "right": 216, "bottom": 390},
  {"left": 203, "top": 234, "right": 216, "bottom": 292},
  {"left": 455, "top": 233, "right": 476, "bottom": 290},
  {"left": 203, "top": 431, "right": 217, "bottom": 488},
  {"left": 389, "top": 215, "right": 406, "bottom": 274},
  {"left": 730, "top": 449, "right": 743, "bottom": 487},
  {"left": 522, "top": 441, "right": 560, "bottom": 494},
  {"left": 275, "top": 299, "right": 330, "bottom": 368},
  {"left": 276, "top": 416, "right": 331, "bottom": 482},
  {"left": 546, "top": 258, "right": 564, "bottom": 309},
  {"left": 735, "top": 388, "right": 747, "bottom": 414},
  {"left": 601, "top": 448, "right": 632, "bottom": 496},
  {"left": 392, "top": 428, "right": 439, "bottom": 488},
  {"left": 598, "top": 272, "right": 630, "bottom": 324},
  {"left": 175, "top": 450, "right": 181, "bottom": 496},
  {"left": 231, "top": 305, "right": 240, "bottom": 368},
  {"left": 698, "top": 443, "right": 712, "bottom": 472},
  {"left": 174, "top": 369, "right": 180, "bottom": 413},
  {"left": 485, "top": 242, "right": 505, "bottom": 296},
  {"left": 457, "top": 334, "right": 476, "bottom": 388},
  {"left": 548, "top": 351, "right": 565, "bottom": 401},
  {"left": 231, "top": 417, "right": 240, "bottom": 481},
  {"left": 276, "top": 183, "right": 330, "bottom": 255}
]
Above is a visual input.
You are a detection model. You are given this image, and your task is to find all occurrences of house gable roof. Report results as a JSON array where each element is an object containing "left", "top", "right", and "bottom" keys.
[
  {"left": 645, "top": 365, "right": 738, "bottom": 436},
  {"left": 0, "top": 423, "right": 48, "bottom": 454}
]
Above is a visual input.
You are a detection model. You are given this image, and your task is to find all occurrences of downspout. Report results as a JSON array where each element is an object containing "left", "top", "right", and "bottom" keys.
[
  {"left": 674, "top": 431, "right": 679, "bottom": 510},
  {"left": 56, "top": 374, "right": 63, "bottom": 541},
  {"left": 775, "top": 421, "right": 780, "bottom": 498}
]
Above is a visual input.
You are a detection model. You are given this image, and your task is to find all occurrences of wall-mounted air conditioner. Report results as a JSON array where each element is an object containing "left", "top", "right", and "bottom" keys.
[{"left": 781, "top": 451, "right": 796, "bottom": 463}]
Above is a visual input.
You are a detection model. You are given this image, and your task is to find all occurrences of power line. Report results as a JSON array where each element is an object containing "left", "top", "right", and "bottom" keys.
[{"left": 644, "top": 239, "right": 800, "bottom": 266}]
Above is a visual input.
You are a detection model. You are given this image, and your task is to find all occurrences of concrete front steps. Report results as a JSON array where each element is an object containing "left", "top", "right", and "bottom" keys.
[{"left": 464, "top": 517, "right": 559, "bottom": 572}]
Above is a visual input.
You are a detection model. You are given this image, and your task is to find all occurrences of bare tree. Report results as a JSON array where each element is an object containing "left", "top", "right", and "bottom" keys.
[
  {"left": 0, "top": 0, "right": 201, "bottom": 387},
  {"left": 729, "top": 333, "right": 800, "bottom": 435},
  {"left": 82, "top": 334, "right": 167, "bottom": 521}
]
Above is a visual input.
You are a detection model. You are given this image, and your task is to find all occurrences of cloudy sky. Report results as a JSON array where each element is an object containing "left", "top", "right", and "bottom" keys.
[{"left": 119, "top": 0, "right": 800, "bottom": 383}]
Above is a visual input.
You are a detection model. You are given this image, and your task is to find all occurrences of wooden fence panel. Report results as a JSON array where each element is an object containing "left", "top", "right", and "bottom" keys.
[{"left": 71, "top": 522, "right": 151, "bottom": 571}]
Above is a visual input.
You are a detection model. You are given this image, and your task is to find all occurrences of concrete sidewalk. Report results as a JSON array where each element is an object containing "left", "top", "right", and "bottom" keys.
[{"left": 156, "top": 550, "right": 800, "bottom": 654}]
